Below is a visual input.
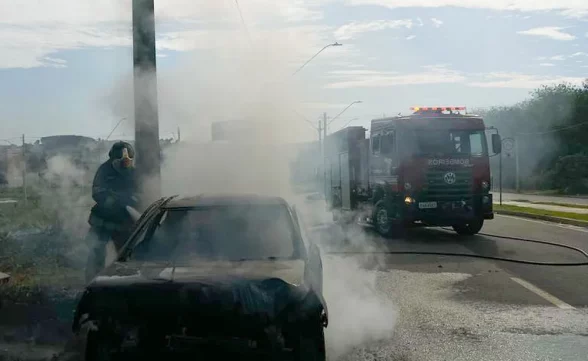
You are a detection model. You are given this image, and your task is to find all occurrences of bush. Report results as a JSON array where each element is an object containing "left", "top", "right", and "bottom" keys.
[{"left": 552, "top": 154, "right": 588, "bottom": 194}]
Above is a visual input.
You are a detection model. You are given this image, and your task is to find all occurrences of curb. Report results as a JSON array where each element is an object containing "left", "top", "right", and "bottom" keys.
[
  {"left": 494, "top": 190, "right": 588, "bottom": 199},
  {"left": 495, "top": 210, "right": 588, "bottom": 228}
]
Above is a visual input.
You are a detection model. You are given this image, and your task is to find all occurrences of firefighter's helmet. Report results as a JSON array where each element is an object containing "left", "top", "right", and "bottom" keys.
[
  {"left": 109, "top": 141, "right": 135, "bottom": 160},
  {"left": 109, "top": 141, "right": 135, "bottom": 169}
]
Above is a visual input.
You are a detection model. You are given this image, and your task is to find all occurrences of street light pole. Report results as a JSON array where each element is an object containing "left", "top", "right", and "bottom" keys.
[
  {"left": 515, "top": 136, "right": 520, "bottom": 193},
  {"left": 292, "top": 42, "right": 343, "bottom": 75},
  {"left": 499, "top": 147, "right": 502, "bottom": 205},
  {"left": 318, "top": 119, "right": 323, "bottom": 194},
  {"left": 133, "top": 0, "right": 161, "bottom": 205},
  {"left": 326, "top": 100, "right": 363, "bottom": 132},
  {"left": 323, "top": 112, "right": 327, "bottom": 143}
]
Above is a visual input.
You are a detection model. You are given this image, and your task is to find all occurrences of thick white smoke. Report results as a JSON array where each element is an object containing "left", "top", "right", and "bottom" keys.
[
  {"left": 155, "top": 35, "right": 312, "bottom": 198},
  {"left": 323, "top": 254, "right": 398, "bottom": 359},
  {"left": 101, "top": 2, "right": 399, "bottom": 359}
]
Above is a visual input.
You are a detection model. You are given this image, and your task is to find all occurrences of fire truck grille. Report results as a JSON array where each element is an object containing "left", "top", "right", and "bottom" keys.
[{"left": 425, "top": 168, "right": 473, "bottom": 200}]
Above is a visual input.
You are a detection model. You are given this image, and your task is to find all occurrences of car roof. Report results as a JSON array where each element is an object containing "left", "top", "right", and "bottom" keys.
[{"left": 162, "top": 194, "right": 290, "bottom": 209}]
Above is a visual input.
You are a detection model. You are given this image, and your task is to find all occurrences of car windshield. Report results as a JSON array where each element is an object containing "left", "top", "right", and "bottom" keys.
[
  {"left": 410, "top": 129, "right": 487, "bottom": 156},
  {"left": 130, "top": 204, "right": 298, "bottom": 263}
]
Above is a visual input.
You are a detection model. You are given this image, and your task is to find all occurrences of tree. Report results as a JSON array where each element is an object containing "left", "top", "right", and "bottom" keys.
[{"left": 484, "top": 79, "right": 588, "bottom": 194}]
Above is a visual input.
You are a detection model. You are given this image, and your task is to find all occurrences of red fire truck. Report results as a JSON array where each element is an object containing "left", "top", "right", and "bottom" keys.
[{"left": 324, "top": 106, "right": 502, "bottom": 237}]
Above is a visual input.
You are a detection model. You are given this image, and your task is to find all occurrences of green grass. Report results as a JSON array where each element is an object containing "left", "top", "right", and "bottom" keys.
[
  {"left": 510, "top": 199, "right": 588, "bottom": 210},
  {"left": 524, "top": 189, "right": 583, "bottom": 196},
  {"left": 0, "top": 190, "right": 81, "bottom": 296},
  {"left": 0, "top": 186, "right": 91, "bottom": 304},
  {"left": 494, "top": 204, "right": 588, "bottom": 222},
  {"left": 506, "top": 189, "right": 588, "bottom": 197},
  {"left": 0, "top": 203, "right": 58, "bottom": 232},
  {"left": 0, "top": 186, "right": 42, "bottom": 201}
]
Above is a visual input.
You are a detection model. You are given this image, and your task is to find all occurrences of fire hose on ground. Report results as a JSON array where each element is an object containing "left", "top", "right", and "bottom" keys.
[{"left": 327, "top": 231, "right": 588, "bottom": 267}]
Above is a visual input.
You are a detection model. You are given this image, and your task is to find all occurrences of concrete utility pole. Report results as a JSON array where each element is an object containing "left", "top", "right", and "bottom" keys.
[
  {"left": 317, "top": 120, "right": 323, "bottom": 194},
  {"left": 133, "top": 0, "right": 161, "bottom": 204},
  {"left": 322, "top": 112, "right": 327, "bottom": 142},
  {"left": 317, "top": 120, "right": 322, "bottom": 152},
  {"left": 322, "top": 113, "right": 328, "bottom": 197}
]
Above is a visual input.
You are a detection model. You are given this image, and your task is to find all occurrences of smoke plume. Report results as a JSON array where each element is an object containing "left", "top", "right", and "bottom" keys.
[
  {"left": 323, "top": 254, "right": 397, "bottom": 359},
  {"left": 101, "top": 3, "right": 399, "bottom": 358}
]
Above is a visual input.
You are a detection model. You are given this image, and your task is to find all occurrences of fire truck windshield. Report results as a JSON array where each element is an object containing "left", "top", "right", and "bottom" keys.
[{"left": 410, "top": 129, "right": 487, "bottom": 156}]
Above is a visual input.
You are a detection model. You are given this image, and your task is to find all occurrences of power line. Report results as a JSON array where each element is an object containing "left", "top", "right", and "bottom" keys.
[
  {"left": 0, "top": 139, "right": 19, "bottom": 145},
  {"left": 293, "top": 111, "right": 319, "bottom": 130},
  {"left": 106, "top": 117, "right": 127, "bottom": 141},
  {"left": 234, "top": 0, "right": 253, "bottom": 47},
  {"left": 1, "top": 136, "right": 41, "bottom": 142},
  {"left": 516, "top": 120, "right": 588, "bottom": 136}
]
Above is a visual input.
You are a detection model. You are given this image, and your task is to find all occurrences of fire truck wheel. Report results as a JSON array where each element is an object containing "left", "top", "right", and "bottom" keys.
[
  {"left": 375, "top": 203, "right": 403, "bottom": 238},
  {"left": 452, "top": 218, "right": 484, "bottom": 236}
]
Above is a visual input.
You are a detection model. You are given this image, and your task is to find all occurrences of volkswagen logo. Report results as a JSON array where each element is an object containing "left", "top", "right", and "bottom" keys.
[{"left": 443, "top": 172, "right": 457, "bottom": 185}]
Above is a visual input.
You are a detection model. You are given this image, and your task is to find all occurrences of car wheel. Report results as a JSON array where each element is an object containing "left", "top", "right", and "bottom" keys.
[
  {"left": 85, "top": 330, "right": 117, "bottom": 361},
  {"left": 294, "top": 323, "right": 326, "bottom": 361},
  {"left": 375, "top": 202, "right": 404, "bottom": 238},
  {"left": 453, "top": 218, "right": 484, "bottom": 236}
]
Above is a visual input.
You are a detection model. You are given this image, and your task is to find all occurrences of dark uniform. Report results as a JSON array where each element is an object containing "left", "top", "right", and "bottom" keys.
[{"left": 85, "top": 141, "right": 138, "bottom": 282}]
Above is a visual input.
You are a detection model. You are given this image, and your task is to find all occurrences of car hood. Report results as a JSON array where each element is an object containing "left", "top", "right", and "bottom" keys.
[
  {"left": 74, "top": 259, "right": 316, "bottom": 333},
  {"left": 90, "top": 259, "right": 307, "bottom": 287}
]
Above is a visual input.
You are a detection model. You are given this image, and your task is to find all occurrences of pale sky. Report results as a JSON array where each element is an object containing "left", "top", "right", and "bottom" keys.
[{"left": 1, "top": 0, "right": 587, "bottom": 143}]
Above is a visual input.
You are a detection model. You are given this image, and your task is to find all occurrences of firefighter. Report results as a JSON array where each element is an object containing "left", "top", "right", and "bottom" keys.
[{"left": 84, "top": 141, "right": 139, "bottom": 282}]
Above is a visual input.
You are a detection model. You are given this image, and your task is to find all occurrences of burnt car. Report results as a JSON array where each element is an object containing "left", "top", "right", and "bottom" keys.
[{"left": 73, "top": 194, "right": 328, "bottom": 361}]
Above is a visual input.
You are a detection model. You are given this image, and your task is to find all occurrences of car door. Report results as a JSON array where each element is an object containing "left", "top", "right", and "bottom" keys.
[
  {"left": 291, "top": 205, "right": 329, "bottom": 325},
  {"left": 291, "top": 205, "right": 323, "bottom": 292}
]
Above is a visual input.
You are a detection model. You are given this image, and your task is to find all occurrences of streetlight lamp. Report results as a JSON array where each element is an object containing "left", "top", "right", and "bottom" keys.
[
  {"left": 293, "top": 110, "right": 319, "bottom": 131},
  {"left": 292, "top": 42, "right": 343, "bottom": 75}
]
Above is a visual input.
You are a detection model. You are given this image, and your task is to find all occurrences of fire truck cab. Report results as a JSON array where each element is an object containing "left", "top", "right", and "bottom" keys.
[{"left": 324, "top": 106, "right": 502, "bottom": 237}]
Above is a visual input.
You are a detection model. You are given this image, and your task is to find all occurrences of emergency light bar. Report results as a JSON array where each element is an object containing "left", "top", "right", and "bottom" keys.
[{"left": 410, "top": 106, "right": 466, "bottom": 112}]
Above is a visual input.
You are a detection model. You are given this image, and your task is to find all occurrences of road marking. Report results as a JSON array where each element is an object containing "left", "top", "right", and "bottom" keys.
[
  {"left": 510, "top": 277, "right": 575, "bottom": 310},
  {"left": 496, "top": 214, "right": 588, "bottom": 234}
]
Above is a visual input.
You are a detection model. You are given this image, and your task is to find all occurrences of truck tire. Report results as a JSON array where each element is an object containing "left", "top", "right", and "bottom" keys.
[
  {"left": 453, "top": 218, "right": 484, "bottom": 236},
  {"left": 374, "top": 202, "right": 404, "bottom": 238}
]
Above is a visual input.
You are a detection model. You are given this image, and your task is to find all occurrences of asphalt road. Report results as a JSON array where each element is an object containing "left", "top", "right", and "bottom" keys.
[
  {"left": 4, "top": 198, "right": 588, "bottom": 361},
  {"left": 307, "top": 213, "right": 588, "bottom": 361}
]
